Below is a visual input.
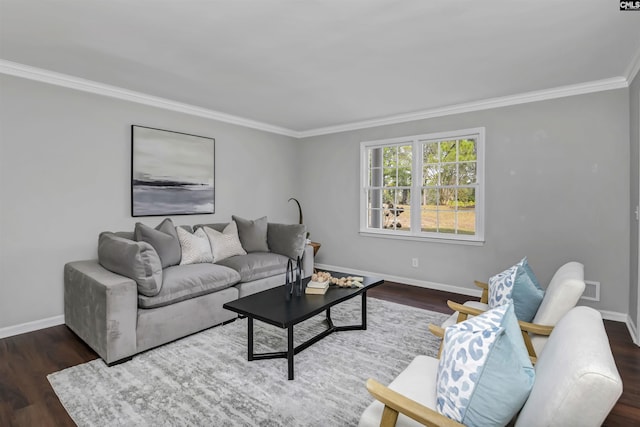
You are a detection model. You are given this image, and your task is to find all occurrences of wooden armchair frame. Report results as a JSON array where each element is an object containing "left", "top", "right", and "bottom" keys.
[
  {"left": 365, "top": 378, "right": 464, "bottom": 427},
  {"left": 448, "top": 281, "right": 554, "bottom": 361}
]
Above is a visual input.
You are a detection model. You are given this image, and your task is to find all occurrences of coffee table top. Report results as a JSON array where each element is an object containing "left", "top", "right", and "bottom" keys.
[{"left": 223, "top": 271, "right": 383, "bottom": 328}]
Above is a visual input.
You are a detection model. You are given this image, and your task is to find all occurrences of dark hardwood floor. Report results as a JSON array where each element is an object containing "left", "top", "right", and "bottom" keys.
[{"left": 1, "top": 281, "right": 638, "bottom": 426}]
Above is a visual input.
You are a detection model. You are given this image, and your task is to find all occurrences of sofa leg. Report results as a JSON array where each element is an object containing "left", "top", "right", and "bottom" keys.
[{"left": 107, "top": 356, "right": 133, "bottom": 367}]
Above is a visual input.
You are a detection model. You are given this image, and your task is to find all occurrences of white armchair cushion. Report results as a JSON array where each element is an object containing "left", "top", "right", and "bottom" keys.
[
  {"left": 516, "top": 306, "right": 622, "bottom": 427},
  {"left": 530, "top": 261, "right": 585, "bottom": 354},
  {"left": 358, "top": 356, "right": 439, "bottom": 427}
]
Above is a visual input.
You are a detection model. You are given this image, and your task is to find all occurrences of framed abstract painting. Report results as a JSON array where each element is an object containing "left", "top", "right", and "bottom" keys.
[{"left": 131, "top": 125, "right": 215, "bottom": 216}]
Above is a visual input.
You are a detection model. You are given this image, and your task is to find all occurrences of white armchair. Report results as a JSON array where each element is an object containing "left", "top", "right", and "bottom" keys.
[
  {"left": 360, "top": 306, "right": 622, "bottom": 427},
  {"left": 442, "top": 261, "right": 585, "bottom": 359}
]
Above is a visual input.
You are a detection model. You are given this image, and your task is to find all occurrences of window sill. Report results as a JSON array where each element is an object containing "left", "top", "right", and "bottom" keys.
[{"left": 358, "top": 231, "right": 485, "bottom": 246}]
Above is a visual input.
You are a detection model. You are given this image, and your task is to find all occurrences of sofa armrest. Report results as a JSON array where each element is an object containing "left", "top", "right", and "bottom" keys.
[{"left": 64, "top": 260, "right": 137, "bottom": 364}]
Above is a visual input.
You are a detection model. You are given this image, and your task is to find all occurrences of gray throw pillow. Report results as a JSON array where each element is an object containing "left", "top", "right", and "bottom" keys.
[
  {"left": 134, "top": 218, "right": 182, "bottom": 268},
  {"left": 232, "top": 215, "right": 269, "bottom": 253},
  {"left": 98, "top": 232, "right": 163, "bottom": 296},
  {"left": 267, "top": 223, "right": 307, "bottom": 260}
]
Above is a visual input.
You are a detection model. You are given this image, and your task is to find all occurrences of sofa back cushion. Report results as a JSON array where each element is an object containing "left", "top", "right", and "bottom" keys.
[
  {"left": 267, "top": 223, "right": 307, "bottom": 260},
  {"left": 194, "top": 223, "right": 227, "bottom": 232},
  {"left": 216, "top": 252, "right": 289, "bottom": 283},
  {"left": 134, "top": 218, "right": 182, "bottom": 268},
  {"left": 98, "top": 232, "right": 163, "bottom": 296},
  {"left": 232, "top": 215, "right": 270, "bottom": 252}
]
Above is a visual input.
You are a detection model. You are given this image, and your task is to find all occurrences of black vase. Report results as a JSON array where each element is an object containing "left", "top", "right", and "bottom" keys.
[{"left": 285, "top": 257, "right": 303, "bottom": 298}]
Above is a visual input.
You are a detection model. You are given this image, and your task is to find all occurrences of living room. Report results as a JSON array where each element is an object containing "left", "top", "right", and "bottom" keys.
[{"left": 1, "top": 1, "right": 639, "bottom": 426}]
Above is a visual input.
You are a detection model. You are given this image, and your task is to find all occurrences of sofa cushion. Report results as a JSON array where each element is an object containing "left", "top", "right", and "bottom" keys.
[
  {"left": 267, "top": 223, "right": 307, "bottom": 260},
  {"left": 176, "top": 227, "right": 213, "bottom": 265},
  {"left": 98, "top": 232, "right": 163, "bottom": 297},
  {"left": 232, "top": 215, "right": 270, "bottom": 253},
  {"left": 436, "top": 303, "right": 534, "bottom": 426},
  {"left": 216, "top": 252, "right": 289, "bottom": 283},
  {"left": 194, "top": 223, "right": 227, "bottom": 233},
  {"left": 134, "top": 218, "right": 182, "bottom": 268},
  {"left": 138, "top": 263, "right": 241, "bottom": 309}
]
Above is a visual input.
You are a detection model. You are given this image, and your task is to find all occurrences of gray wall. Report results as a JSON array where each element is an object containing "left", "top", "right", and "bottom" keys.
[
  {"left": 630, "top": 71, "right": 640, "bottom": 335},
  {"left": 0, "top": 75, "right": 299, "bottom": 330},
  {"left": 298, "top": 89, "right": 631, "bottom": 314},
  {"left": 0, "top": 74, "right": 634, "bottom": 331}
]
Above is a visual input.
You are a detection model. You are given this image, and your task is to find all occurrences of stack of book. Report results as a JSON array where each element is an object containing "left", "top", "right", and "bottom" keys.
[{"left": 305, "top": 279, "right": 329, "bottom": 295}]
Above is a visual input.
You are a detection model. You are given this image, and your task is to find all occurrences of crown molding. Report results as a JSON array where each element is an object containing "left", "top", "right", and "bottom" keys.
[
  {"left": 1, "top": 59, "right": 632, "bottom": 140},
  {"left": 298, "top": 77, "right": 629, "bottom": 138},
  {"left": 625, "top": 45, "right": 640, "bottom": 84},
  {"left": 0, "top": 60, "right": 300, "bottom": 138}
]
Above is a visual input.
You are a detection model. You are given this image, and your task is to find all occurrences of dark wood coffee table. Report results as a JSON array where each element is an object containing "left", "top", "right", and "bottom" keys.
[{"left": 223, "top": 271, "right": 384, "bottom": 380}]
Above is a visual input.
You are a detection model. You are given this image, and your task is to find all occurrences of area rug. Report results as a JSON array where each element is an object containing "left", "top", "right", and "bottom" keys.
[{"left": 48, "top": 298, "right": 448, "bottom": 426}]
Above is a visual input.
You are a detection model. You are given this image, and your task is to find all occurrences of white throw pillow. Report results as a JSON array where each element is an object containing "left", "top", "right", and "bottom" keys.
[
  {"left": 176, "top": 227, "right": 214, "bottom": 265},
  {"left": 203, "top": 222, "right": 247, "bottom": 262}
]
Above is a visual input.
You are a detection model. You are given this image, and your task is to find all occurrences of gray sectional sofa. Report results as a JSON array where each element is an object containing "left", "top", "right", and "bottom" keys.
[{"left": 64, "top": 217, "right": 313, "bottom": 365}]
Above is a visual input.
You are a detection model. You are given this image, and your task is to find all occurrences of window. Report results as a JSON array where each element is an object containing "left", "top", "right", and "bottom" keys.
[{"left": 360, "top": 128, "right": 484, "bottom": 243}]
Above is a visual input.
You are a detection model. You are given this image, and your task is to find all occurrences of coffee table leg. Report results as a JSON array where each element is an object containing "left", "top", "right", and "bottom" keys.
[
  {"left": 287, "top": 326, "right": 294, "bottom": 380},
  {"left": 248, "top": 317, "right": 254, "bottom": 361},
  {"left": 362, "top": 291, "right": 367, "bottom": 330}
]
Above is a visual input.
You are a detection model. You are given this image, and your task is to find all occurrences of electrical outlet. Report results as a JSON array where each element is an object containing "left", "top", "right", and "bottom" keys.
[{"left": 411, "top": 258, "right": 419, "bottom": 268}]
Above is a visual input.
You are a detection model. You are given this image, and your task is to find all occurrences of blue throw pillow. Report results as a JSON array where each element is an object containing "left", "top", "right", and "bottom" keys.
[
  {"left": 512, "top": 258, "right": 545, "bottom": 322},
  {"left": 488, "top": 258, "right": 545, "bottom": 322},
  {"left": 518, "top": 256, "right": 541, "bottom": 289},
  {"left": 436, "top": 304, "right": 535, "bottom": 426}
]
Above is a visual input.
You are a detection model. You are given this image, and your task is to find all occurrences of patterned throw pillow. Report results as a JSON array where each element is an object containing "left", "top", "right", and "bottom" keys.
[
  {"left": 488, "top": 265, "right": 518, "bottom": 308},
  {"left": 488, "top": 258, "right": 545, "bottom": 322},
  {"left": 203, "top": 221, "right": 247, "bottom": 262},
  {"left": 436, "top": 304, "right": 535, "bottom": 426},
  {"left": 176, "top": 227, "right": 214, "bottom": 265}
]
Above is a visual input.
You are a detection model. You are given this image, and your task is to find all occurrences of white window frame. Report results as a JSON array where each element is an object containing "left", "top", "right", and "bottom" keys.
[{"left": 359, "top": 127, "right": 485, "bottom": 244}]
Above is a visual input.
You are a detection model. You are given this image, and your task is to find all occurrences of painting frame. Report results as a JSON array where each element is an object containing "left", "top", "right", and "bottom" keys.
[{"left": 131, "top": 125, "right": 215, "bottom": 217}]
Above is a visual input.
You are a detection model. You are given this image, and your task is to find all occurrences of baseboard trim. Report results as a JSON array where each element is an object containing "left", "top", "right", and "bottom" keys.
[
  {"left": 316, "top": 263, "right": 634, "bottom": 331},
  {"left": 626, "top": 315, "right": 639, "bottom": 347},
  {"left": 0, "top": 315, "right": 65, "bottom": 339},
  {"left": 1, "top": 274, "right": 635, "bottom": 344},
  {"left": 315, "top": 263, "right": 482, "bottom": 298},
  {"left": 598, "top": 310, "right": 629, "bottom": 323}
]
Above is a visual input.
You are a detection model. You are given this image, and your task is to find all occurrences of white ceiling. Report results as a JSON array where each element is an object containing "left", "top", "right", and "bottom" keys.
[{"left": 1, "top": 0, "right": 639, "bottom": 135}]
